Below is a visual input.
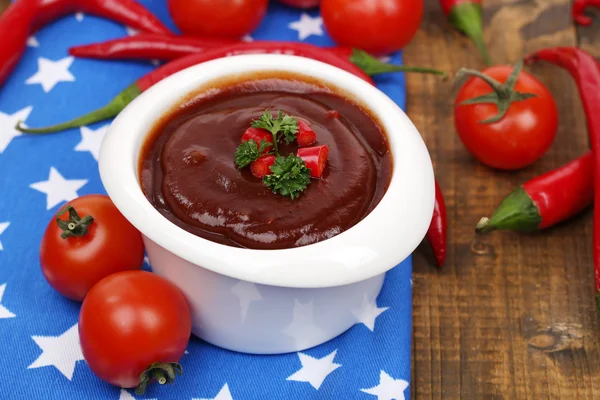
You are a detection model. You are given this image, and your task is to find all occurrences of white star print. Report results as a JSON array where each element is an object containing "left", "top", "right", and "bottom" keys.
[
  {"left": 287, "top": 350, "right": 341, "bottom": 390},
  {"left": 0, "top": 283, "right": 16, "bottom": 319},
  {"left": 30, "top": 167, "right": 87, "bottom": 210},
  {"left": 0, "top": 106, "right": 33, "bottom": 153},
  {"left": 126, "top": 26, "right": 140, "bottom": 36},
  {"left": 27, "top": 36, "right": 39, "bottom": 48},
  {"left": 193, "top": 383, "right": 234, "bottom": 400},
  {"left": 361, "top": 371, "right": 409, "bottom": 400},
  {"left": 118, "top": 388, "right": 157, "bottom": 400},
  {"left": 74, "top": 125, "right": 108, "bottom": 161},
  {"left": 288, "top": 13, "right": 323, "bottom": 40},
  {"left": 75, "top": 12, "right": 84, "bottom": 22},
  {"left": 231, "top": 281, "right": 262, "bottom": 324},
  {"left": 119, "top": 389, "right": 136, "bottom": 400},
  {"left": 144, "top": 256, "right": 150, "bottom": 266},
  {"left": 26, "top": 56, "right": 75, "bottom": 93},
  {"left": 28, "top": 324, "right": 84, "bottom": 380},
  {"left": 0, "top": 222, "right": 9, "bottom": 251},
  {"left": 283, "top": 299, "right": 323, "bottom": 348},
  {"left": 242, "top": 34, "right": 254, "bottom": 42},
  {"left": 150, "top": 59, "right": 161, "bottom": 67},
  {"left": 352, "top": 294, "right": 389, "bottom": 332},
  {"left": 379, "top": 56, "right": 392, "bottom": 64}
]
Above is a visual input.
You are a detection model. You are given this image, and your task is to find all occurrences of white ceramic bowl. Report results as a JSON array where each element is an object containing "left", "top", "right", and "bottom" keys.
[{"left": 99, "top": 54, "right": 435, "bottom": 354}]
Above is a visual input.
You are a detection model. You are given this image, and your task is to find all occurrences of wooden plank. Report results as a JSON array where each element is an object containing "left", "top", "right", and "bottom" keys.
[
  {"left": 405, "top": 0, "right": 600, "bottom": 398},
  {"left": 405, "top": 0, "right": 600, "bottom": 400}
]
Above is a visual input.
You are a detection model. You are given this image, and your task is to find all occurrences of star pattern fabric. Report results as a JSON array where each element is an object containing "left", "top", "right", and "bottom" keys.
[
  {"left": 74, "top": 125, "right": 108, "bottom": 161},
  {"left": 27, "top": 36, "right": 40, "bottom": 48},
  {"left": 194, "top": 383, "right": 234, "bottom": 400},
  {"left": 30, "top": 167, "right": 88, "bottom": 210},
  {"left": 0, "top": 222, "right": 9, "bottom": 251},
  {"left": 361, "top": 370, "right": 410, "bottom": 400},
  {"left": 0, "top": 106, "right": 33, "bottom": 153},
  {"left": 26, "top": 56, "right": 75, "bottom": 93},
  {"left": 287, "top": 350, "right": 341, "bottom": 390},
  {"left": 288, "top": 13, "right": 324, "bottom": 40},
  {"left": 0, "top": 2, "right": 411, "bottom": 399},
  {"left": 28, "top": 324, "right": 84, "bottom": 380},
  {"left": 0, "top": 283, "right": 15, "bottom": 319}
]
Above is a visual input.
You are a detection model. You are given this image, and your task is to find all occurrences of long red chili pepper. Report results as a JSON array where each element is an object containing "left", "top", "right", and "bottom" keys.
[
  {"left": 525, "top": 47, "right": 600, "bottom": 314},
  {"left": 16, "top": 42, "right": 374, "bottom": 134},
  {"left": 573, "top": 0, "right": 600, "bottom": 25},
  {"left": 0, "top": 0, "right": 171, "bottom": 88},
  {"left": 135, "top": 42, "right": 376, "bottom": 91},
  {"left": 69, "top": 37, "right": 448, "bottom": 78},
  {"left": 440, "top": 0, "right": 491, "bottom": 65},
  {"left": 69, "top": 34, "right": 238, "bottom": 60},
  {"left": 476, "top": 151, "right": 593, "bottom": 233},
  {"left": 427, "top": 181, "right": 447, "bottom": 267}
]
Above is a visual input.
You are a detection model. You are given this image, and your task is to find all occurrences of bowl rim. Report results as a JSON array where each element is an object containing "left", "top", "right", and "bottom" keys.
[{"left": 99, "top": 54, "right": 434, "bottom": 289}]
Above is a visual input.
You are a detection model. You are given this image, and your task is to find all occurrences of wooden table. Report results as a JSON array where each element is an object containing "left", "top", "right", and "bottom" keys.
[
  {"left": 2, "top": 0, "right": 599, "bottom": 398},
  {"left": 405, "top": 0, "right": 600, "bottom": 398}
]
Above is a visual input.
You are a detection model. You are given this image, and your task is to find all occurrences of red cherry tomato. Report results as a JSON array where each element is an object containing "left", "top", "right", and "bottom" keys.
[
  {"left": 168, "top": 0, "right": 268, "bottom": 39},
  {"left": 321, "top": 0, "right": 423, "bottom": 55},
  {"left": 79, "top": 270, "right": 192, "bottom": 392},
  {"left": 277, "top": 0, "right": 320, "bottom": 8},
  {"left": 39, "top": 195, "right": 144, "bottom": 301},
  {"left": 454, "top": 65, "right": 558, "bottom": 170}
]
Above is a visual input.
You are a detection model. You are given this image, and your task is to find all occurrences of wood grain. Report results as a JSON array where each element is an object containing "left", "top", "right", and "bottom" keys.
[{"left": 404, "top": 0, "right": 600, "bottom": 398}]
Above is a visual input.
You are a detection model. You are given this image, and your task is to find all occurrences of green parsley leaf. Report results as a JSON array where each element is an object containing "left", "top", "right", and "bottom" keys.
[
  {"left": 235, "top": 140, "right": 271, "bottom": 168},
  {"left": 263, "top": 154, "right": 311, "bottom": 199},
  {"left": 251, "top": 109, "right": 299, "bottom": 147}
]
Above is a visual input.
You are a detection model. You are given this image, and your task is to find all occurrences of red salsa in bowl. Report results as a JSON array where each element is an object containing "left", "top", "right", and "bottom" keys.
[{"left": 139, "top": 75, "right": 393, "bottom": 250}]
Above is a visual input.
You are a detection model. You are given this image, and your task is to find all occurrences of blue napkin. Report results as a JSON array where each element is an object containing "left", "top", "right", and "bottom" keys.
[{"left": 0, "top": 1, "right": 412, "bottom": 399}]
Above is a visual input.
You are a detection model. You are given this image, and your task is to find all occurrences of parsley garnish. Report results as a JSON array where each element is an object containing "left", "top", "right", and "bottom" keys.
[
  {"left": 235, "top": 139, "right": 271, "bottom": 168},
  {"left": 263, "top": 154, "right": 311, "bottom": 199},
  {"left": 251, "top": 109, "right": 299, "bottom": 151}
]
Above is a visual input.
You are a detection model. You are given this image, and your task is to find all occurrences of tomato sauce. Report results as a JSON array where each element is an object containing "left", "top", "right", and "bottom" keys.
[{"left": 139, "top": 76, "right": 392, "bottom": 249}]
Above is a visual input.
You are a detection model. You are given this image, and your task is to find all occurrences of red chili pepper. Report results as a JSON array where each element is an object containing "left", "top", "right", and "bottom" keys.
[
  {"left": 439, "top": 0, "right": 490, "bottom": 65},
  {"left": 0, "top": 0, "right": 171, "bottom": 88},
  {"left": 525, "top": 47, "right": 600, "bottom": 313},
  {"left": 426, "top": 181, "right": 447, "bottom": 268},
  {"left": 17, "top": 43, "right": 375, "bottom": 134},
  {"left": 69, "top": 34, "right": 238, "bottom": 60},
  {"left": 297, "top": 145, "right": 329, "bottom": 178},
  {"left": 250, "top": 155, "right": 276, "bottom": 179},
  {"left": 69, "top": 37, "right": 448, "bottom": 78},
  {"left": 573, "top": 0, "right": 600, "bottom": 25},
  {"left": 297, "top": 121, "right": 317, "bottom": 147},
  {"left": 241, "top": 128, "right": 274, "bottom": 153},
  {"left": 476, "top": 151, "right": 593, "bottom": 234}
]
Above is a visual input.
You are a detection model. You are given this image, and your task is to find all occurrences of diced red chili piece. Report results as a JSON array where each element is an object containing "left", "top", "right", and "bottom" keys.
[
  {"left": 250, "top": 155, "right": 276, "bottom": 179},
  {"left": 242, "top": 128, "right": 273, "bottom": 153},
  {"left": 326, "top": 110, "right": 340, "bottom": 119},
  {"left": 297, "top": 121, "right": 317, "bottom": 147},
  {"left": 297, "top": 145, "right": 329, "bottom": 178}
]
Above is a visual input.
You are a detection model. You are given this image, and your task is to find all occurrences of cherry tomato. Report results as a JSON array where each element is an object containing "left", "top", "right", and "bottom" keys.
[
  {"left": 454, "top": 65, "right": 558, "bottom": 170},
  {"left": 168, "top": 0, "right": 268, "bottom": 39},
  {"left": 321, "top": 0, "right": 423, "bottom": 55},
  {"left": 277, "top": 0, "right": 320, "bottom": 8},
  {"left": 79, "top": 270, "right": 192, "bottom": 392},
  {"left": 39, "top": 195, "right": 144, "bottom": 301}
]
